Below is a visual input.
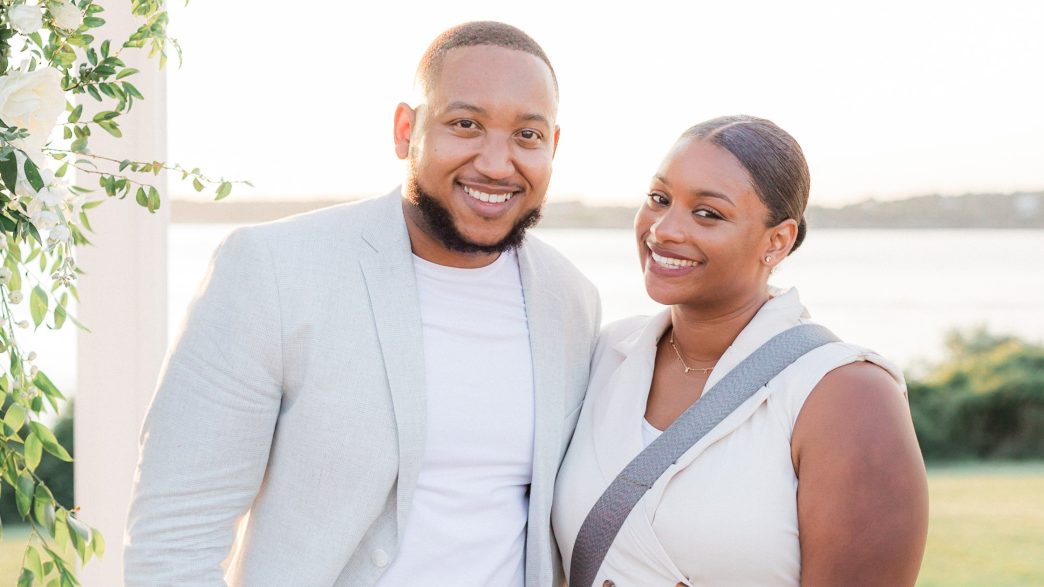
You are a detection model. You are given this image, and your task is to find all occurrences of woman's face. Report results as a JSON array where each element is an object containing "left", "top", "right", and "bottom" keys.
[{"left": 635, "top": 138, "right": 783, "bottom": 310}]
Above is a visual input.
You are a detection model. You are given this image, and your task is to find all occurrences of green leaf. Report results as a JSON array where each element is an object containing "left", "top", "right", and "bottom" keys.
[
  {"left": 67, "top": 514, "right": 91, "bottom": 562},
  {"left": 0, "top": 151, "right": 18, "bottom": 193},
  {"left": 24, "top": 544, "right": 44, "bottom": 580},
  {"left": 68, "top": 104, "right": 83, "bottom": 123},
  {"left": 216, "top": 181, "right": 232, "bottom": 200},
  {"left": 135, "top": 187, "right": 148, "bottom": 207},
  {"left": 97, "top": 120, "right": 122, "bottom": 138},
  {"left": 4, "top": 403, "right": 26, "bottom": 431},
  {"left": 17, "top": 569, "right": 32, "bottom": 587},
  {"left": 15, "top": 473, "right": 34, "bottom": 519},
  {"left": 92, "top": 529, "right": 106, "bottom": 558},
  {"left": 23, "top": 158, "right": 44, "bottom": 191},
  {"left": 31, "top": 285, "right": 48, "bottom": 327},
  {"left": 115, "top": 67, "right": 139, "bottom": 80},
  {"left": 86, "top": 85, "right": 101, "bottom": 101},
  {"left": 33, "top": 484, "right": 53, "bottom": 531},
  {"left": 33, "top": 371, "right": 64, "bottom": 400},
  {"left": 122, "top": 82, "right": 144, "bottom": 100},
  {"left": 24, "top": 433, "right": 42, "bottom": 471},
  {"left": 29, "top": 422, "right": 72, "bottom": 462},
  {"left": 101, "top": 39, "right": 111, "bottom": 58},
  {"left": 148, "top": 186, "right": 161, "bottom": 211},
  {"left": 54, "top": 303, "right": 67, "bottom": 329}
]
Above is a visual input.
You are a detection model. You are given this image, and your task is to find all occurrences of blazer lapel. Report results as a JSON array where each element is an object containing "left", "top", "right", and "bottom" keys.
[
  {"left": 516, "top": 241, "right": 566, "bottom": 584},
  {"left": 359, "top": 190, "right": 427, "bottom": 536}
]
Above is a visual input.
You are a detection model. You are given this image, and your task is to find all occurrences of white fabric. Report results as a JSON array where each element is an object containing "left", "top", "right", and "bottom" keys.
[
  {"left": 375, "top": 250, "right": 533, "bottom": 586},
  {"left": 641, "top": 418, "right": 663, "bottom": 448},
  {"left": 124, "top": 190, "right": 602, "bottom": 587},
  {"left": 553, "top": 288, "right": 906, "bottom": 587}
]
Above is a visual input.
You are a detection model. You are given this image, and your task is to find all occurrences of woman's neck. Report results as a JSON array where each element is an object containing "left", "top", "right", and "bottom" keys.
[{"left": 669, "top": 289, "right": 771, "bottom": 362}]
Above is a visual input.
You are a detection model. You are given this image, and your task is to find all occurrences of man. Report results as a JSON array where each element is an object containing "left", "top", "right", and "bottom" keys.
[{"left": 123, "top": 21, "right": 601, "bottom": 586}]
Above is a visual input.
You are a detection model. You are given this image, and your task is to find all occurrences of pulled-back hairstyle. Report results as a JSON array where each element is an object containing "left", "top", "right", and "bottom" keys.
[
  {"left": 415, "top": 21, "right": 558, "bottom": 98},
  {"left": 682, "top": 115, "right": 810, "bottom": 253}
]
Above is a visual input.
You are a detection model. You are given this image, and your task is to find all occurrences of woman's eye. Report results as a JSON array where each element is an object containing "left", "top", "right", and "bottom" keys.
[
  {"left": 648, "top": 193, "right": 669, "bottom": 207},
  {"left": 694, "top": 208, "right": 722, "bottom": 220}
]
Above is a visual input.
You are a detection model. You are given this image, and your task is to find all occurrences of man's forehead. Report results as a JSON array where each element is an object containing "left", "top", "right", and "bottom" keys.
[{"left": 421, "top": 45, "right": 558, "bottom": 113}]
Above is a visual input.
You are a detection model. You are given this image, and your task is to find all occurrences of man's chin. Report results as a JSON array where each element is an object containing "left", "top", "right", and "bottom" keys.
[{"left": 409, "top": 184, "right": 541, "bottom": 255}]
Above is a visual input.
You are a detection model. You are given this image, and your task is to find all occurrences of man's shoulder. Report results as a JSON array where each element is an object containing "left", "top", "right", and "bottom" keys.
[
  {"left": 243, "top": 192, "right": 395, "bottom": 240},
  {"left": 520, "top": 233, "right": 594, "bottom": 289}
]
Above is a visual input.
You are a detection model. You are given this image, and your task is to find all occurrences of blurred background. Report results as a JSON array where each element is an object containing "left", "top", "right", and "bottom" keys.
[{"left": 3, "top": 1, "right": 1042, "bottom": 585}]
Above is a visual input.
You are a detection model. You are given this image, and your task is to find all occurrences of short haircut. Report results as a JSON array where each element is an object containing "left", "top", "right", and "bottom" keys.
[
  {"left": 416, "top": 21, "right": 559, "bottom": 99},
  {"left": 683, "top": 115, "right": 811, "bottom": 254}
]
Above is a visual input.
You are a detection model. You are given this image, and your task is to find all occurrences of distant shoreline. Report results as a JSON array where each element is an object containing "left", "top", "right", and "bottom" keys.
[{"left": 171, "top": 191, "right": 1044, "bottom": 229}]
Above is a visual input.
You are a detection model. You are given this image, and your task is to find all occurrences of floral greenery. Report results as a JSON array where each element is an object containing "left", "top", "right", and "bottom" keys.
[{"left": 0, "top": 1, "right": 239, "bottom": 584}]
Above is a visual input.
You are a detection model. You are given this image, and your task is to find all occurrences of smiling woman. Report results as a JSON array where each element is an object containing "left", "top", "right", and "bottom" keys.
[{"left": 554, "top": 115, "right": 929, "bottom": 587}]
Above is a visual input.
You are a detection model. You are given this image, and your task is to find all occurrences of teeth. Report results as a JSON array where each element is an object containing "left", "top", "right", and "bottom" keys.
[
  {"left": 651, "top": 251, "right": 697, "bottom": 268},
  {"left": 463, "top": 185, "right": 515, "bottom": 204}
]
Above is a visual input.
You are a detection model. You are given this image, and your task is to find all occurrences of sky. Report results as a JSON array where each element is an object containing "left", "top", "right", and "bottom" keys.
[{"left": 165, "top": 1, "right": 1044, "bottom": 207}]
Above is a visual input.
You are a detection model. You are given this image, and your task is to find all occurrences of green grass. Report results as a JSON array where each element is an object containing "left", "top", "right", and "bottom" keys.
[{"left": 0, "top": 463, "right": 1041, "bottom": 584}]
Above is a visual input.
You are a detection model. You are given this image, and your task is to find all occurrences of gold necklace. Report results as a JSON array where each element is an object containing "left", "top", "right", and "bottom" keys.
[{"left": 668, "top": 331, "right": 716, "bottom": 375}]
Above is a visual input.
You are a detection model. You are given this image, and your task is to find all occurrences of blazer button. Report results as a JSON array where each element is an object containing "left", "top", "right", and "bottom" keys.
[
  {"left": 602, "top": 581, "right": 616, "bottom": 587},
  {"left": 371, "top": 549, "right": 390, "bottom": 568}
]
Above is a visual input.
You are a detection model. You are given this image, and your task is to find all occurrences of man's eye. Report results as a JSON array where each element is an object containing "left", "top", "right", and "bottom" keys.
[
  {"left": 455, "top": 120, "right": 477, "bottom": 129},
  {"left": 518, "top": 129, "right": 541, "bottom": 141}
]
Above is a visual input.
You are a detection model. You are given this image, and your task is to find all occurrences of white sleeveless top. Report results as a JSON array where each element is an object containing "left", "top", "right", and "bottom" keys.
[{"left": 552, "top": 288, "right": 905, "bottom": 586}]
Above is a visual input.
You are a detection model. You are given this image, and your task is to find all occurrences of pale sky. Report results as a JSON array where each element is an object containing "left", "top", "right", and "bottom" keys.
[{"left": 166, "top": 0, "right": 1044, "bottom": 206}]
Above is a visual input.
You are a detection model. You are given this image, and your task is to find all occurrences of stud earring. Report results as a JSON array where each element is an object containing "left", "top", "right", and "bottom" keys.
[{"left": 764, "top": 255, "right": 772, "bottom": 263}]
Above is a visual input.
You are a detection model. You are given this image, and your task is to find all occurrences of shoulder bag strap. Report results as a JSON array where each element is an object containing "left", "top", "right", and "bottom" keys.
[{"left": 569, "top": 323, "right": 840, "bottom": 587}]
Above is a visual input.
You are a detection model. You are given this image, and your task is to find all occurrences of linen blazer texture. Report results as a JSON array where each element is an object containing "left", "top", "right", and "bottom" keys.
[{"left": 123, "top": 190, "right": 601, "bottom": 586}]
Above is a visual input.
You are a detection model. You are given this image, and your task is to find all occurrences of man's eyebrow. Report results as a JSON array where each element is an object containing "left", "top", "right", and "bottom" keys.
[
  {"left": 653, "top": 174, "right": 735, "bottom": 205},
  {"left": 440, "top": 102, "right": 551, "bottom": 129},
  {"left": 518, "top": 113, "right": 552, "bottom": 129},
  {"left": 441, "top": 101, "right": 487, "bottom": 116}
]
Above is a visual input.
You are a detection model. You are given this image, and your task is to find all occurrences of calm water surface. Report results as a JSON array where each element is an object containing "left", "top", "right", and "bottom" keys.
[{"left": 167, "top": 225, "right": 1044, "bottom": 371}]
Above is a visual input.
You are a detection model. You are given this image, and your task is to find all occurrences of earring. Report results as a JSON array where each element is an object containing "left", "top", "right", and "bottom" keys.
[{"left": 764, "top": 255, "right": 772, "bottom": 263}]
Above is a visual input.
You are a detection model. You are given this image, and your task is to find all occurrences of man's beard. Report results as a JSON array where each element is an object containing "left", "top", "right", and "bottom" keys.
[{"left": 405, "top": 176, "right": 542, "bottom": 255}]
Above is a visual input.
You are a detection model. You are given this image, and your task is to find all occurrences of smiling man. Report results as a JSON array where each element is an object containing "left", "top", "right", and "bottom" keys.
[{"left": 124, "top": 21, "right": 601, "bottom": 587}]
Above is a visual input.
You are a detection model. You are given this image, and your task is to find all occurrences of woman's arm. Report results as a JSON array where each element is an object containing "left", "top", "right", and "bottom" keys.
[{"left": 792, "top": 361, "right": 929, "bottom": 587}]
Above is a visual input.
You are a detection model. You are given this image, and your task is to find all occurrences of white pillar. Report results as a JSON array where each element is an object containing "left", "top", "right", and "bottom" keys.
[{"left": 74, "top": 3, "right": 168, "bottom": 585}]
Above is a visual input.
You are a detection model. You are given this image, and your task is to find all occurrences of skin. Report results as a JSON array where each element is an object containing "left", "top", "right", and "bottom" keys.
[
  {"left": 393, "top": 45, "right": 560, "bottom": 268},
  {"left": 637, "top": 138, "right": 929, "bottom": 586}
]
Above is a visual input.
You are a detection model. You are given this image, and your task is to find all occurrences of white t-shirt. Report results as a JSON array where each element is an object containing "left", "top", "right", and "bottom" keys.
[{"left": 375, "top": 249, "right": 534, "bottom": 586}]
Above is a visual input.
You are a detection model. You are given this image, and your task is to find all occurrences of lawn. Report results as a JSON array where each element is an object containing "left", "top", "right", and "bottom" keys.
[{"left": 1, "top": 462, "right": 1042, "bottom": 584}]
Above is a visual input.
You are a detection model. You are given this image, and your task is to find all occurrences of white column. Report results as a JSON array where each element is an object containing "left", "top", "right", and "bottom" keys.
[{"left": 74, "top": 3, "right": 169, "bottom": 585}]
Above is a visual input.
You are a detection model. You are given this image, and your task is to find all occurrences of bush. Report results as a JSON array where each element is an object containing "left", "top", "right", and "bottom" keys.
[{"left": 908, "top": 329, "right": 1044, "bottom": 460}]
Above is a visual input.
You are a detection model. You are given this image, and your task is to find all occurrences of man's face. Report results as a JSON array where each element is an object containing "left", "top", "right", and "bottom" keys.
[{"left": 394, "top": 45, "right": 560, "bottom": 266}]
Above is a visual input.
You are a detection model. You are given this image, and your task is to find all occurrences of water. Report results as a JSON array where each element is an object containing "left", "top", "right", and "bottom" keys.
[{"left": 167, "top": 225, "right": 1044, "bottom": 372}]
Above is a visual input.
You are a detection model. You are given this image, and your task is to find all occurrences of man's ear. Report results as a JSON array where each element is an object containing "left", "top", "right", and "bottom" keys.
[
  {"left": 393, "top": 102, "right": 416, "bottom": 160},
  {"left": 551, "top": 125, "right": 561, "bottom": 158}
]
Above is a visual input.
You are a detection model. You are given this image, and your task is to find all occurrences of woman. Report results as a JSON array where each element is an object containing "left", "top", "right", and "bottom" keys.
[{"left": 553, "top": 116, "right": 929, "bottom": 586}]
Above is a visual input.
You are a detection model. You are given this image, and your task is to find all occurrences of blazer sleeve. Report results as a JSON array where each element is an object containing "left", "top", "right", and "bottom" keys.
[{"left": 124, "top": 227, "right": 284, "bottom": 586}]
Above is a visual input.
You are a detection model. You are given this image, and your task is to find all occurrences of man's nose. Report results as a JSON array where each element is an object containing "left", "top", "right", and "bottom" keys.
[{"left": 473, "top": 136, "right": 515, "bottom": 180}]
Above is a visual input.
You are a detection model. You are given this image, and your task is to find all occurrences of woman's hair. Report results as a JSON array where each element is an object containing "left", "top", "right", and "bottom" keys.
[{"left": 682, "top": 115, "right": 810, "bottom": 254}]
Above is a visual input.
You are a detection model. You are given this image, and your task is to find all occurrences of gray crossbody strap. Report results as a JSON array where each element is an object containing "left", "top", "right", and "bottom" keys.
[{"left": 569, "top": 323, "right": 839, "bottom": 587}]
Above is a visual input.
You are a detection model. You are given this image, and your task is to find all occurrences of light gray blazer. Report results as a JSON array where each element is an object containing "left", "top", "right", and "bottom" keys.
[{"left": 124, "top": 190, "right": 601, "bottom": 586}]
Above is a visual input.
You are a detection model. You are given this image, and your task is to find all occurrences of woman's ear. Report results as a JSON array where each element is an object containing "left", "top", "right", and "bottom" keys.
[{"left": 762, "top": 218, "right": 799, "bottom": 266}]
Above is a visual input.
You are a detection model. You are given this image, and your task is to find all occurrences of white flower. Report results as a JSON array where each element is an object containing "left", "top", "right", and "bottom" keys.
[
  {"left": 17, "top": 320, "right": 29, "bottom": 329},
  {"left": 8, "top": 4, "right": 44, "bottom": 34},
  {"left": 49, "top": 1, "right": 82, "bottom": 31},
  {"left": 0, "top": 267, "right": 11, "bottom": 285},
  {"left": 31, "top": 208, "right": 59, "bottom": 230},
  {"left": 9, "top": 291, "right": 24, "bottom": 304},
  {"left": 0, "top": 68, "right": 65, "bottom": 155},
  {"left": 29, "top": 365, "right": 38, "bottom": 377},
  {"left": 48, "top": 223, "right": 71, "bottom": 244},
  {"left": 27, "top": 351, "right": 37, "bottom": 362},
  {"left": 36, "top": 186, "right": 63, "bottom": 206}
]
